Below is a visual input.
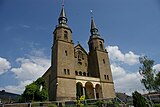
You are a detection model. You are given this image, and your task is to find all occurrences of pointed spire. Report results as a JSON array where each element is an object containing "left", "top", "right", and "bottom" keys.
[
  {"left": 58, "top": 5, "right": 68, "bottom": 25},
  {"left": 90, "top": 17, "right": 99, "bottom": 35},
  {"left": 59, "top": 6, "right": 66, "bottom": 18},
  {"left": 91, "top": 17, "right": 97, "bottom": 30}
]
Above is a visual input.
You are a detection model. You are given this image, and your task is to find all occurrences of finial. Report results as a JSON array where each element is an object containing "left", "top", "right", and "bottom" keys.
[
  {"left": 62, "top": 0, "right": 64, "bottom": 7},
  {"left": 90, "top": 9, "right": 93, "bottom": 18},
  {"left": 77, "top": 41, "right": 80, "bottom": 44}
]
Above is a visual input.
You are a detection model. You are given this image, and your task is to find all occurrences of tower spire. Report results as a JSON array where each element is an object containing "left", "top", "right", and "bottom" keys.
[
  {"left": 58, "top": 0, "right": 68, "bottom": 25},
  {"left": 90, "top": 10, "right": 99, "bottom": 36}
]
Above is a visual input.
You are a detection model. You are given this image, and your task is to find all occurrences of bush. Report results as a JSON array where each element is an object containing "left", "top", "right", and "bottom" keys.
[
  {"left": 154, "top": 104, "right": 160, "bottom": 107},
  {"left": 132, "top": 91, "right": 147, "bottom": 107},
  {"left": 94, "top": 100, "right": 105, "bottom": 106},
  {"left": 48, "top": 104, "right": 57, "bottom": 107}
]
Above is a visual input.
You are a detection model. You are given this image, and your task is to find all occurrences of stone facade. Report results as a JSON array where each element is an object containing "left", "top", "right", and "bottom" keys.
[{"left": 42, "top": 6, "right": 116, "bottom": 101}]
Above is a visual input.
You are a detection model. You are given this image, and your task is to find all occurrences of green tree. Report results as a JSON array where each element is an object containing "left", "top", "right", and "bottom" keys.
[
  {"left": 22, "top": 83, "right": 37, "bottom": 101},
  {"left": 139, "top": 56, "right": 155, "bottom": 92},
  {"left": 132, "top": 91, "right": 147, "bottom": 107},
  {"left": 21, "top": 77, "right": 48, "bottom": 102}
]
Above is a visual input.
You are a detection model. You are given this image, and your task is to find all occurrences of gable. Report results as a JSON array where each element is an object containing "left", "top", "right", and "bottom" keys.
[{"left": 74, "top": 44, "right": 88, "bottom": 55}]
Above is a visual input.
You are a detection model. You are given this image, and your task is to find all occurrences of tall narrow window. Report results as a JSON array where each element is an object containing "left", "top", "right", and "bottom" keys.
[
  {"left": 64, "top": 69, "right": 67, "bottom": 75},
  {"left": 64, "top": 31, "right": 68, "bottom": 40},
  {"left": 67, "top": 69, "right": 70, "bottom": 75},
  {"left": 65, "top": 50, "right": 68, "bottom": 56},
  {"left": 75, "top": 71, "right": 78, "bottom": 75},
  {"left": 100, "top": 41, "right": 103, "bottom": 50},
  {"left": 103, "top": 59, "right": 105, "bottom": 64},
  {"left": 104, "top": 75, "right": 107, "bottom": 80},
  {"left": 107, "top": 75, "right": 109, "bottom": 80}
]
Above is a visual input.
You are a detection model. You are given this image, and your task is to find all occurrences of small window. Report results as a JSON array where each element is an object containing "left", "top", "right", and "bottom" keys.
[
  {"left": 87, "top": 72, "right": 89, "bottom": 76},
  {"left": 64, "top": 69, "right": 67, "bottom": 74},
  {"left": 104, "top": 75, "right": 106, "bottom": 79},
  {"left": 79, "top": 71, "right": 82, "bottom": 76},
  {"left": 107, "top": 75, "right": 109, "bottom": 80},
  {"left": 83, "top": 72, "right": 86, "bottom": 76},
  {"left": 103, "top": 59, "right": 105, "bottom": 64},
  {"left": 65, "top": 50, "right": 68, "bottom": 56},
  {"left": 67, "top": 69, "right": 70, "bottom": 75},
  {"left": 64, "top": 31, "right": 68, "bottom": 40},
  {"left": 75, "top": 71, "right": 78, "bottom": 75},
  {"left": 100, "top": 41, "right": 103, "bottom": 50}
]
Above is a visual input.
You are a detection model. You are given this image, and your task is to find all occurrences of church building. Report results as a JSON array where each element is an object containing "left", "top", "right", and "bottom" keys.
[{"left": 42, "top": 5, "right": 115, "bottom": 101}]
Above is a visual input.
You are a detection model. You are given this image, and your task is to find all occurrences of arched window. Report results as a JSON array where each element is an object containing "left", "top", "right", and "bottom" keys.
[
  {"left": 83, "top": 72, "right": 86, "bottom": 76},
  {"left": 79, "top": 71, "right": 82, "bottom": 76},
  {"left": 75, "top": 71, "right": 78, "bottom": 75},
  {"left": 65, "top": 50, "right": 68, "bottom": 56},
  {"left": 99, "top": 41, "right": 103, "bottom": 50},
  {"left": 64, "top": 31, "right": 68, "bottom": 40}
]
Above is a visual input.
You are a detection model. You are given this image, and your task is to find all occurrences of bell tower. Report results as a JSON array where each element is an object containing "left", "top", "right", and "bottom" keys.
[
  {"left": 51, "top": 5, "right": 76, "bottom": 101},
  {"left": 88, "top": 17, "right": 115, "bottom": 98}
]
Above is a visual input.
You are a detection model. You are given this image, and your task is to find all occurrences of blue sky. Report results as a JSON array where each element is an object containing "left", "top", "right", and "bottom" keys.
[{"left": 0, "top": 0, "right": 160, "bottom": 95}]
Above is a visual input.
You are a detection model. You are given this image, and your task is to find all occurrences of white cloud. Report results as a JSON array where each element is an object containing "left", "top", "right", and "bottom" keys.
[
  {"left": 111, "top": 63, "right": 144, "bottom": 95},
  {"left": 0, "top": 57, "right": 11, "bottom": 75},
  {"left": 107, "top": 46, "right": 140, "bottom": 65},
  {"left": 153, "top": 64, "right": 160, "bottom": 74},
  {"left": 11, "top": 52, "right": 50, "bottom": 81},
  {"left": 111, "top": 64, "right": 126, "bottom": 80},
  {"left": 107, "top": 46, "right": 145, "bottom": 95},
  {"left": 0, "top": 80, "right": 33, "bottom": 94},
  {"left": 0, "top": 49, "right": 51, "bottom": 94}
]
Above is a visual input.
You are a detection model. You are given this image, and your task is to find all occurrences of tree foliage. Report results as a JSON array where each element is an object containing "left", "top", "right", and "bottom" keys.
[
  {"left": 139, "top": 56, "right": 160, "bottom": 92},
  {"left": 132, "top": 91, "right": 147, "bottom": 107},
  {"left": 154, "top": 72, "right": 160, "bottom": 92},
  {"left": 21, "top": 77, "right": 48, "bottom": 102},
  {"left": 139, "top": 56, "right": 155, "bottom": 92}
]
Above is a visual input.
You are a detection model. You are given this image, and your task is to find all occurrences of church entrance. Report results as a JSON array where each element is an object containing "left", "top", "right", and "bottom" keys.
[
  {"left": 95, "top": 84, "right": 102, "bottom": 99},
  {"left": 85, "top": 82, "right": 94, "bottom": 99},
  {"left": 76, "top": 82, "right": 83, "bottom": 99}
]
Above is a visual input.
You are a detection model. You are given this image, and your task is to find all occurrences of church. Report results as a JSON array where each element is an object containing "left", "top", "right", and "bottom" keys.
[{"left": 42, "top": 5, "right": 115, "bottom": 101}]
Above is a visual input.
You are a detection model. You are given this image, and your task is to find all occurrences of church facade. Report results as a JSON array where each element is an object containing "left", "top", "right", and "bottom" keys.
[{"left": 42, "top": 6, "right": 115, "bottom": 101}]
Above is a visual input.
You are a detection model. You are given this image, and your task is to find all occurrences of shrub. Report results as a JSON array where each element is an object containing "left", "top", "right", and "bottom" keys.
[
  {"left": 132, "top": 91, "right": 147, "bottom": 107},
  {"left": 154, "top": 104, "right": 160, "bottom": 107}
]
